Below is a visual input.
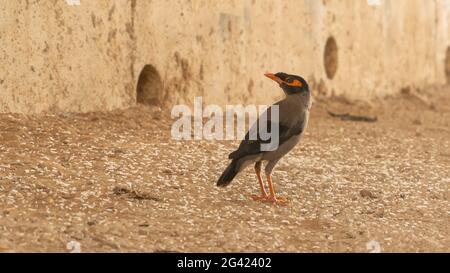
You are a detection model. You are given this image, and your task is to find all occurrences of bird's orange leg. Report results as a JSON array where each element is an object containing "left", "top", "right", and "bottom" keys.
[
  {"left": 266, "top": 175, "right": 287, "bottom": 205},
  {"left": 251, "top": 162, "right": 269, "bottom": 201}
]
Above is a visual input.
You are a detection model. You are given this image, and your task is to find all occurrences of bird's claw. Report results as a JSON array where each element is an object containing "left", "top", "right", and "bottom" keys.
[
  {"left": 250, "top": 194, "right": 270, "bottom": 202},
  {"left": 266, "top": 196, "right": 288, "bottom": 206}
]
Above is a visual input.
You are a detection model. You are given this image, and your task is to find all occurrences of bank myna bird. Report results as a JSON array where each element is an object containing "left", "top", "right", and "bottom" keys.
[{"left": 217, "top": 72, "right": 312, "bottom": 204}]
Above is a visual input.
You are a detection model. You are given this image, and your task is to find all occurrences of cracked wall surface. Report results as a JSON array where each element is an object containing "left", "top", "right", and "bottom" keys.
[{"left": 1, "top": 0, "right": 449, "bottom": 113}]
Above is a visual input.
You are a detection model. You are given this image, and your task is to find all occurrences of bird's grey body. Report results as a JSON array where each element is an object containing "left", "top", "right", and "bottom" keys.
[{"left": 232, "top": 92, "right": 311, "bottom": 176}]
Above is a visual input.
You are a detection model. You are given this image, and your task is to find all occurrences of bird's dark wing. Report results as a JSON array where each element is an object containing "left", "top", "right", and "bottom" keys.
[{"left": 228, "top": 114, "right": 305, "bottom": 159}]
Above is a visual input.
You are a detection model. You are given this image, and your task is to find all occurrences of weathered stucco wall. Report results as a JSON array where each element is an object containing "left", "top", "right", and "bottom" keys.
[{"left": 1, "top": 0, "right": 449, "bottom": 113}]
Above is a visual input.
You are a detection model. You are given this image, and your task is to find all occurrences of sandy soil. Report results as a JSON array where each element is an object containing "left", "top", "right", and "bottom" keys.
[{"left": 0, "top": 86, "right": 449, "bottom": 253}]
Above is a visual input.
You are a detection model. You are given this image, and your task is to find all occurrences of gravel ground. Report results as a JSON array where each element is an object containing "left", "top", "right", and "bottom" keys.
[{"left": 0, "top": 86, "right": 449, "bottom": 253}]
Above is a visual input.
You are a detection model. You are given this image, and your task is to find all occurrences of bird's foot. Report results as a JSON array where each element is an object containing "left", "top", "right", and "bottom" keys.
[
  {"left": 250, "top": 194, "right": 270, "bottom": 202},
  {"left": 265, "top": 195, "right": 288, "bottom": 206}
]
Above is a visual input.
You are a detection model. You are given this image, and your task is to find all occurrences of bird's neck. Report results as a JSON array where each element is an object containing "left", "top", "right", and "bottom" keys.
[{"left": 286, "top": 92, "right": 310, "bottom": 106}]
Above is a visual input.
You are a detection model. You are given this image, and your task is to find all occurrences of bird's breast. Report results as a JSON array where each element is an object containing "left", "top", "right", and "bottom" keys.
[{"left": 262, "top": 132, "right": 302, "bottom": 161}]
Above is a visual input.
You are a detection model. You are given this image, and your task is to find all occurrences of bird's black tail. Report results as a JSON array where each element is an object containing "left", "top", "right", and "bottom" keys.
[{"left": 217, "top": 159, "right": 239, "bottom": 187}]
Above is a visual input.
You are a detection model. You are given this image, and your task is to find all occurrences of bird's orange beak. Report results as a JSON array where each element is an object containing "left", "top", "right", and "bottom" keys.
[
  {"left": 264, "top": 73, "right": 282, "bottom": 84},
  {"left": 264, "top": 72, "right": 303, "bottom": 87}
]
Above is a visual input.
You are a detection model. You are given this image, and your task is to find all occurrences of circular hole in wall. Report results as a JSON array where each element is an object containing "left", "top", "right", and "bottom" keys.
[
  {"left": 136, "top": 64, "right": 164, "bottom": 106},
  {"left": 324, "top": 36, "right": 338, "bottom": 80},
  {"left": 445, "top": 46, "right": 450, "bottom": 84}
]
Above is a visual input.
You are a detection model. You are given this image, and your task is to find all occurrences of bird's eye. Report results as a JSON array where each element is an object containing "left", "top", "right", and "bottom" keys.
[{"left": 283, "top": 78, "right": 302, "bottom": 87}]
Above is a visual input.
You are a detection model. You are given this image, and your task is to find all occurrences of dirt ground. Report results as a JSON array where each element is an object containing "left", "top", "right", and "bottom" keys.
[{"left": 0, "top": 85, "right": 449, "bottom": 253}]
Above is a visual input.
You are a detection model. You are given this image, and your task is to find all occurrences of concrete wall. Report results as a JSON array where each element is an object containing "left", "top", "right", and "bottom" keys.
[{"left": 1, "top": 0, "right": 449, "bottom": 113}]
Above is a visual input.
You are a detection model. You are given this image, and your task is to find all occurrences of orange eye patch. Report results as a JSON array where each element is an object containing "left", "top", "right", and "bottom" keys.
[{"left": 284, "top": 79, "right": 303, "bottom": 87}]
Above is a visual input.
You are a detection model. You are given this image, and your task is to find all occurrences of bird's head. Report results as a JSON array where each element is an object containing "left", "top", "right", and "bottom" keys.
[{"left": 264, "top": 72, "right": 309, "bottom": 95}]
